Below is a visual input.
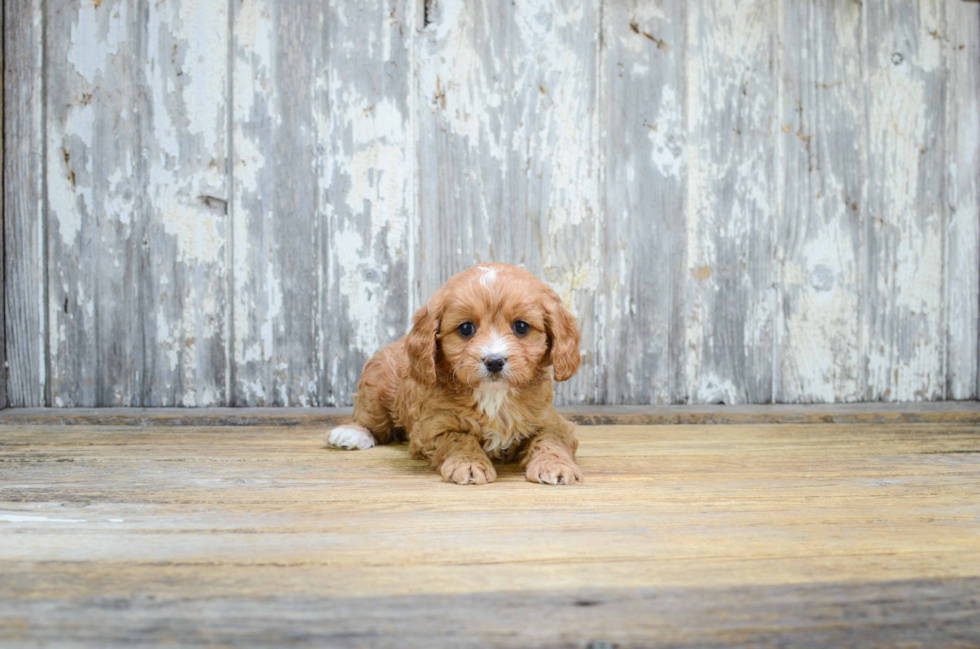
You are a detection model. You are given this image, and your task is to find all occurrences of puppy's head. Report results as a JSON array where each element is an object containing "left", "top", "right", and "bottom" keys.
[{"left": 406, "top": 263, "right": 581, "bottom": 391}]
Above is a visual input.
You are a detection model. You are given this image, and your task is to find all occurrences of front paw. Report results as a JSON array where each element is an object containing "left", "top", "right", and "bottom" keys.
[
  {"left": 525, "top": 457, "right": 583, "bottom": 485},
  {"left": 440, "top": 456, "right": 497, "bottom": 485},
  {"left": 324, "top": 424, "right": 376, "bottom": 450}
]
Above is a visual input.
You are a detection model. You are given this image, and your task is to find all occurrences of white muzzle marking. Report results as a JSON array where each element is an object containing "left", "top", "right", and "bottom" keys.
[
  {"left": 480, "top": 329, "right": 509, "bottom": 359},
  {"left": 478, "top": 329, "right": 511, "bottom": 387}
]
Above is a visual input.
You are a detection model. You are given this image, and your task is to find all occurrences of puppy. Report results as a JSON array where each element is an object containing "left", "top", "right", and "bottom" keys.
[{"left": 324, "top": 263, "right": 583, "bottom": 485}]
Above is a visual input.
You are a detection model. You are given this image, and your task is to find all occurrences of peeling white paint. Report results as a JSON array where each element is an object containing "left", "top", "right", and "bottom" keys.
[
  {"left": 177, "top": 0, "right": 227, "bottom": 149},
  {"left": 865, "top": 8, "right": 944, "bottom": 401},
  {"left": 332, "top": 227, "right": 382, "bottom": 353},
  {"left": 47, "top": 103, "right": 95, "bottom": 246},
  {"left": 647, "top": 86, "right": 685, "bottom": 179},
  {"left": 696, "top": 373, "right": 739, "bottom": 405},
  {"left": 157, "top": 201, "right": 224, "bottom": 265},
  {"left": 19, "top": 0, "right": 978, "bottom": 409},
  {"left": 67, "top": 1, "right": 129, "bottom": 84}
]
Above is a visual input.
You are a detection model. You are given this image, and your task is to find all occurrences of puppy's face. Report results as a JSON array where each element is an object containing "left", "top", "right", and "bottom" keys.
[{"left": 406, "top": 264, "right": 581, "bottom": 391}]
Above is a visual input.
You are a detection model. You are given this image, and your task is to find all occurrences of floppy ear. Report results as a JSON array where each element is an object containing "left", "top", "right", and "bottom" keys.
[
  {"left": 405, "top": 298, "right": 442, "bottom": 387},
  {"left": 543, "top": 289, "right": 581, "bottom": 382}
]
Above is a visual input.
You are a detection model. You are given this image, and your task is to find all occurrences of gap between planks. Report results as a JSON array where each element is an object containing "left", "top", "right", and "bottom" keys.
[{"left": 0, "top": 401, "right": 979, "bottom": 427}]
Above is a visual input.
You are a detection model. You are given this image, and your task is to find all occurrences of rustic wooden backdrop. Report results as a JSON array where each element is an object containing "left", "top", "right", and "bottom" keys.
[{"left": 3, "top": 0, "right": 979, "bottom": 407}]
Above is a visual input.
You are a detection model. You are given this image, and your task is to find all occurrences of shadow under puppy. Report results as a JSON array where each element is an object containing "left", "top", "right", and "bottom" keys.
[{"left": 325, "top": 263, "right": 583, "bottom": 485}]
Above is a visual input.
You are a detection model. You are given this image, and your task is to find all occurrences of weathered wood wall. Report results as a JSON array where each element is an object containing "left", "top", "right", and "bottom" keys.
[
  {"left": 0, "top": 0, "right": 5, "bottom": 409},
  {"left": 4, "top": 0, "right": 979, "bottom": 407}
]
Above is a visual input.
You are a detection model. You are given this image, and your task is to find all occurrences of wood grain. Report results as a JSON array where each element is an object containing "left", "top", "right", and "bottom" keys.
[
  {"left": 2, "top": 579, "right": 977, "bottom": 647},
  {"left": 597, "top": 0, "right": 687, "bottom": 405},
  {"left": 0, "top": 0, "right": 5, "bottom": 410},
  {"left": 946, "top": 1, "right": 980, "bottom": 400},
  {"left": 232, "top": 0, "right": 322, "bottom": 406},
  {"left": 45, "top": 0, "right": 143, "bottom": 406},
  {"left": 417, "top": 0, "right": 601, "bottom": 405},
  {"left": 775, "top": 1, "right": 864, "bottom": 403},
  {"left": 232, "top": 0, "right": 414, "bottom": 407},
  {"left": 1, "top": 420, "right": 979, "bottom": 645},
  {"left": 683, "top": 0, "right": 777, "bottom": 404},
  {"left": 4, "top": 0, "right": 45, "bottom": 407},
  {"left": 3, "top": 2, "right": 979, "bottom": 407},
  {"left": 318, "top": 0, "right": 416, "bottom": 407},
  {"left": 140, "top": 0, "right": 230, "bottom": 407},
  {"left": 864, "top": 1, "right": 946, "bottom": 401}
]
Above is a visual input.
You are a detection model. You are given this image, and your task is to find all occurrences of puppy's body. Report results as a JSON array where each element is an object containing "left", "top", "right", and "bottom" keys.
[{"left": 326, "top": 263, "right": 583, "bottom": 485}]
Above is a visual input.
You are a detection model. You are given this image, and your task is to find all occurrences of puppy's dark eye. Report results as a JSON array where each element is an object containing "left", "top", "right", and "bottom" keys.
[
  {"left": 512, "top": 320, "right": 530, "bottom": 336},
  {"left": 457, "top": 322, "right": 476, "bottom": 338}
]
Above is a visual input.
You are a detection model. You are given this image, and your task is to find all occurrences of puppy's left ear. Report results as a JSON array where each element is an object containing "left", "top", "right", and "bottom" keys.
[
  {"left": 543, "top": 289, "right": 581, "bottom": 382},
  {"left": 405, "top": 292, "right": 443, "bottom": 387}
]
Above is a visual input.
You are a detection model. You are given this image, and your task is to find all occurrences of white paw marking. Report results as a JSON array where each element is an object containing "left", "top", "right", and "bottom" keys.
[{"left": 324, "top": 425, "right": 376, "bottom": 450}]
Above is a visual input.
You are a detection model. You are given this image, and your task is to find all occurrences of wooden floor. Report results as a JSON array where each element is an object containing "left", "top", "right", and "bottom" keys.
[{"left": 1, "top": 410, "right": 979, "bottom": 647}]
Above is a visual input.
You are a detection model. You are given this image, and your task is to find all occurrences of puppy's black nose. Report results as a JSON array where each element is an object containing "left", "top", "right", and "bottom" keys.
[{"left": 484, "top": 355, "right": 506, "bottom": 374}]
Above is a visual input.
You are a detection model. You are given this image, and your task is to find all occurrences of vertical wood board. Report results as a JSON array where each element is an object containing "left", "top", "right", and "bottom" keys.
[
  {"left": 140, "top": 0, "right": 230, "bottom": 406},
  {"left": 775, "top": 0, "right": 865, "bottom": 403},
  {"left": 0, "top": 0, "right": 5, "bottom": 408},
  {"left": 4, "top": 0, "right": 46, "bottom": 407},
  {"left": 232, "top": 0, "right": 321, "bottom": 406},
  {"left": 597, "top": 1, "right": 687, "bottom": 404},
  {"left": 945, "top": 1, "right": 980, "bottom": 400},
  {"left": 319, "top": 0, "right": 416, "bottom": 407},
  {"left": 863, "top": 0, "right": 946, "bottom": 401},
  {"left": 682, "top": 0, "right": 778, "bottom": 404},
  {"left": 45, "top": 0, "right": 143, "bottom": 406}
]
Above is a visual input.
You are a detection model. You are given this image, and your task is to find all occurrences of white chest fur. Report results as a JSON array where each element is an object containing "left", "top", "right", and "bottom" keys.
[
  {"left": 473, "top": 388, "right": 525, "bottom": 456},
  {"left": 474, "top": 388, "right": 512, "bottom": 422}
]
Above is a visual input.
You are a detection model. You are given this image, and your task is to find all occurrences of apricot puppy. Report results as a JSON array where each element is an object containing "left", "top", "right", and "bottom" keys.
[{"left": 324, "top": 263, "right": 583, "bottom": 485}]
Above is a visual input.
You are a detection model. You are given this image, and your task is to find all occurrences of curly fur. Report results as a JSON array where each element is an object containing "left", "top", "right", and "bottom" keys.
[{"left": 324, "top": 263, "right": 583, "bottom": 485}]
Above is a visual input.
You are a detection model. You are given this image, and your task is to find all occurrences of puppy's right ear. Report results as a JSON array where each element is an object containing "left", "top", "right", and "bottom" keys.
[{"left": 406, "top": 298, "right": 441, "bottom": 387}]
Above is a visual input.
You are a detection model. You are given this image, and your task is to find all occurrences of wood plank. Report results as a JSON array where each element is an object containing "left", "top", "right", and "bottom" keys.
[
  {"left": 43, "top": 0, "right": 229, "bottom": 407},
  {"left": 232, "top": 0, "right": 414, "bottom": 407},
  {"left": 1, "top": 423, "right": 978, "bottom": 577},
  {"left": 3, "top": 402, "right": 980, "bottom": 427},
  {"left": 140, "top": 0, "right": 230, "bottom": 406},
  {"left": 231, "top": 0, "right": 321, "bottom": 406},
  {"left": 775, "top": 1, "right": 864, "bottom": 403},
  {"left": 1, "top": 579, "right": 978, "bottom": 647},
  {"left": 863, "top": 1, "right": 947, "bottom": 401},
  {"left": 1, "top": 422, "right": 979, "bottom": 645},
  {"left": 946, "top": 1, "right": 980, "bottom": 400},
  {"left": 318, "top": 0, "right": 416, "bottom": 406},
  {"left": 0, "top": 0, "right": 5, "bottom": 410},
  {"left": 417, "top": 0, "right": 601, "bottom": 405},
  {"left": 683, "top": 0, "right": 777, "bottom": 404},
  {"left": 597, "top": 1, "right": 686, "bottom": 404},
  {"left": 45, "top": 0, "right": 143, "bottom": 406},
  {"left": 3, "top": 0, "right": 45, "bottom": 406}
]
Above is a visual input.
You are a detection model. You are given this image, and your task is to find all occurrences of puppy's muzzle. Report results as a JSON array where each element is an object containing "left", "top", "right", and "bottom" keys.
[{"left": 483, "top": 355, "right": 506, "bottom": 374}]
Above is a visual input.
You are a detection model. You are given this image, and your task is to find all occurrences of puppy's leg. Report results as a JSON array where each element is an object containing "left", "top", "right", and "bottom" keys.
[
  {"left": 325, "top": 348, "right": 399, "bottom": 451},
  {"left": 409, "top": 413, "right": 496, "bottom": 484},
  {"left": 521, "top": 416, "right": 582, "bottom": 485},
  {"left": 430, "top": 432, "right": 497, "bottom": 485}
]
